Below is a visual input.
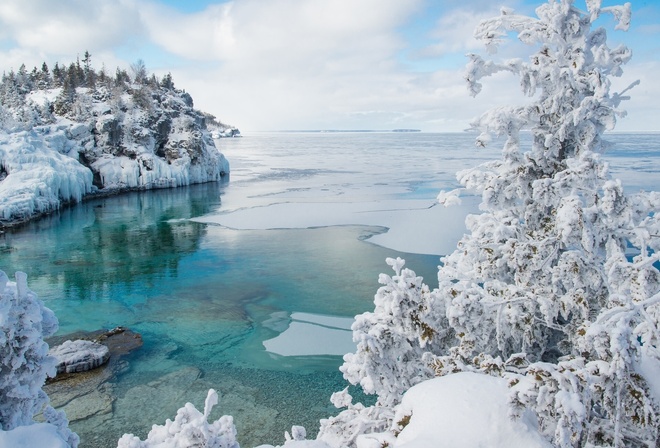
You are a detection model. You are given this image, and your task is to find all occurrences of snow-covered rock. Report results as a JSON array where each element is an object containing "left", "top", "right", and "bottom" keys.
[
  {"left": 0, "top": 130, "right": 93, "bottom": 223},
  {"left": 49, "top": 340, "right": 110, "bottom": 374},
  {"left": 211, "top": 127, "right": 241, "bottom": 138},
  {"left": 388, "top": 373, "right": 550, "bottom": 448}
]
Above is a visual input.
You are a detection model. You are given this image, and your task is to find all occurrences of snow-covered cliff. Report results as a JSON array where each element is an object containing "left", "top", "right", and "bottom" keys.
[{"left": 0, "top": 61, "right": 231, "bottom": 225}]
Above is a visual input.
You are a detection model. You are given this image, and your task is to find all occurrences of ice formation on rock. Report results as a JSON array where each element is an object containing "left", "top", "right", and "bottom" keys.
[{"left": 49, "top": 340, "right": 110, "bottom": 374}]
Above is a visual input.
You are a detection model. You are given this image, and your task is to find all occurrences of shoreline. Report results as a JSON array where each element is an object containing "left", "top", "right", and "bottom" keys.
[{"left": 0, "top": 176, "right": 229, "bottom": 232}]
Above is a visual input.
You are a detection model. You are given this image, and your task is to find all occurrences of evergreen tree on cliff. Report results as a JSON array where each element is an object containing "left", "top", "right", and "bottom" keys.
[{"left": 322, "top": 1, "right": 659, "bottom": 447}]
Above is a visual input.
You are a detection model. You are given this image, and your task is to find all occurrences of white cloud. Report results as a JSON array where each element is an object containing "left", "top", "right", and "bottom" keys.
[
  {"left": 140, "top": 0, "right": 439, "bottom": 130},
  {"left": 0, "top": 0, "right": 142, "bottom": 54},
  {"left": 0, "top": 0, "right": 657, "bottom": 132},
  {"left": 0, "top": 0, "right": 143, "bottom": 74}
]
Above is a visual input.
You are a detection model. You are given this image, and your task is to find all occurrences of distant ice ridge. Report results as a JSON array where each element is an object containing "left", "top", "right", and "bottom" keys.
[{"left": 0, "top": 72, "right": 230, "bottom": 225}]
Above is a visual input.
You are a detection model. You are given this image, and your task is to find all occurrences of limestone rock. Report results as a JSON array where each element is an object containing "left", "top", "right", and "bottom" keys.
[{"left": 43, "top": 327, "right": 142, "bottom": 425}]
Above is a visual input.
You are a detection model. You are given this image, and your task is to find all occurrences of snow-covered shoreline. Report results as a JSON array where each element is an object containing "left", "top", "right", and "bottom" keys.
[
  {"left": 1, "top": 69, "right": 231, "bottom": 228},
  {"left": 0, "top": 127, "right": 229, "bottom": 228}
]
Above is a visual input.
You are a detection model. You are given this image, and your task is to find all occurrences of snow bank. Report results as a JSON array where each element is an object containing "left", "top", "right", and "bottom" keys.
[
  {"left": 366, "top": 373, "right": 550, "bottom": 448},
  {"left": 0, "top": 422, "right": 70, "bottom": 448}
]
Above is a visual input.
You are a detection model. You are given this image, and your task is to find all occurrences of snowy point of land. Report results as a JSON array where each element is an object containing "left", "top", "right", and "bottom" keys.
[{"left": 0, "top": 69, "right": 231, "bottom": 225}]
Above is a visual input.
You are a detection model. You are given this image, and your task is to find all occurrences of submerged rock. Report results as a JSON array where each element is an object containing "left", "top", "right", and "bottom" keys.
[
  {"left": 91, "top": 326, "right": 143, "bottom": 356},
  {"left": 50, "top": 340, "right": 110, "bottom": 374}
]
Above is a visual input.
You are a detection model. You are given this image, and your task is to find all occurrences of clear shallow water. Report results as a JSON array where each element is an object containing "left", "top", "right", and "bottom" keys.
[{"left": 0, "top": 131, "right": 658, "bottom": 447}]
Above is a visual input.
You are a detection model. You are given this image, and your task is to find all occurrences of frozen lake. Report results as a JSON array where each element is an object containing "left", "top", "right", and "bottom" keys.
[{"left": 0, "top": 131, "right": 657, "bottom": 447}]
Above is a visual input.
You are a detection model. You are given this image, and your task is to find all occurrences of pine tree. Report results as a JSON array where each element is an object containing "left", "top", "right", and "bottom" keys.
[
  {"left": 82, "top": 50, "right": 95, "bottom": 89},
  {"left": 15, "top": 64, "right": 32, "bottom": 94},
  {"left": 54, "top": 69, "right": 78, "bottom": 116},
  {"left": 39, "top": 62, "right": 51, "bottom": 89},
  {"left": 115, "top": 67, "right": 129, "bottom": 88},
  {"left": 160, "top": 72, "right": 175, "bottom": 90},
  {"left": 74, "top": 57, "right": 84, "bottom": 87},
  {"left": 52, "top": 63, "right": 64, "bottom": 87}
]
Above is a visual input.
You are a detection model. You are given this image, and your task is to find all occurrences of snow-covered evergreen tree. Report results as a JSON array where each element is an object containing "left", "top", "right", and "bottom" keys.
[
  {"left": 324, "top": 1, "right": 659, "bottom": 447},
  {"left": 0, "top": 270, "right": 78, "bottom": 447},
  {"left": 319, "top": 258, "right": 450, "bottom": 446},
  {"left": 431, "top": 1, "right": 659, "bottom": 446},
  {"left": 0, "top": 271, "right": 57, "bottom": 429},
  {"left": 340, "top": 257, "right": 445, "bottom": 407},
  {"left": 117, "top": 389, "right": 239, "bottom": 448}
]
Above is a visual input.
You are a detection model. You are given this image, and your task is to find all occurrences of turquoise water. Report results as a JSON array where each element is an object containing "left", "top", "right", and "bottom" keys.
[
  {"left": 0, "top": 183, "right": 440, "bottom": 447},
  {"left": 1, "top": 131, "right": 657, "bottom": 447}
]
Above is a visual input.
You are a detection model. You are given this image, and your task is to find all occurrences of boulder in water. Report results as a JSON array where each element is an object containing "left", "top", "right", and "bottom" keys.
[{"left": 49, "top": 339, "right": 110, "bottom": 374}]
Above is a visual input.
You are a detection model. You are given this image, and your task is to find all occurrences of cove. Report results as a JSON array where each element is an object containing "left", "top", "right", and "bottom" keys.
[{"left": 0, "top": 181, "right": 441, "bottom": 447}]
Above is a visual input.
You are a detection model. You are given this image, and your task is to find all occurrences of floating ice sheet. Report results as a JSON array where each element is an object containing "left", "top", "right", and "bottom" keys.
[
  {"left": 263, "top": 312, "right": 355, "bottom": 357},
  {"left": 192, "top": 198, "right": 477, "bottom": 256}
]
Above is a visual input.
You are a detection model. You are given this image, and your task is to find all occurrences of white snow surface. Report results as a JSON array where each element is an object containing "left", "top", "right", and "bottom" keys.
[
  {"left": 636, "top": 349, "right": 660, "bottom": 404},
  {"left": 381, "top": 373, "right": 551, "bottom": 448},
  {"left": 0, "top": 423, "right": 70, "bottom": 448}
]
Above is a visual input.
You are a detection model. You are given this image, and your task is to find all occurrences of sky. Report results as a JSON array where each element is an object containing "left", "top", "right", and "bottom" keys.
[{"left": 0, "top": 0, "right": 658, "bottom": 132}]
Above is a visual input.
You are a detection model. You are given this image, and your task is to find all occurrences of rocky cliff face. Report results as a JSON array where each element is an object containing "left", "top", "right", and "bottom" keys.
[
  {"left": 0, "top": 69, "right": 231, "bottom": 225},
  {"left": 69, "top": 84, "right": 229, "bottom": 191}
]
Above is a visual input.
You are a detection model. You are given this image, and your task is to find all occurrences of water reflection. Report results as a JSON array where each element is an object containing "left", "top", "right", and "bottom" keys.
[{"left": 0, "top": 181, "right": 227, "bottom": 300}]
